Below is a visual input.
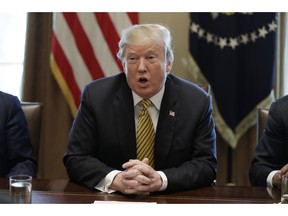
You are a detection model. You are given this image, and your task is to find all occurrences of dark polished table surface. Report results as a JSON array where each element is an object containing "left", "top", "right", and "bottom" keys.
[{"left": 0, "top": 178, "right": 282, "bottom": 204}]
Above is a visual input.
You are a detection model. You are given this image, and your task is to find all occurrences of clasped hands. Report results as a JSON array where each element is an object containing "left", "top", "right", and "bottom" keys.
[{"left": 110, "top": 158, "right": 163, "bottom": 195}]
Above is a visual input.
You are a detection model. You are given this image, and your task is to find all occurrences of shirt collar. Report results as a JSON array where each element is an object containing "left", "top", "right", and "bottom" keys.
[{"left": 132, "top": 85, "right": 165, "bottom": 111}]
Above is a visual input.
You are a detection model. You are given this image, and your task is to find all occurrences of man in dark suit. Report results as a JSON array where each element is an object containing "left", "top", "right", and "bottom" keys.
[
  {"left": 250, "top": 95, "right": 288, "bottom": 188},
  {"left": 63, "top": 24, "right": 217, "bottom": 194},
  {"left": 0, "top": 91, "right": 37, "bottom": 177}
]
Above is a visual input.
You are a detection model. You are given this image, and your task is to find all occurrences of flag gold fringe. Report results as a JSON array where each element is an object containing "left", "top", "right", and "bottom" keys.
[
  {"left": 50, "top": 53, "right": 78, "bottom": 118},
  {"left": 186, "top": 54, "right": 274, "bottom": 148}
]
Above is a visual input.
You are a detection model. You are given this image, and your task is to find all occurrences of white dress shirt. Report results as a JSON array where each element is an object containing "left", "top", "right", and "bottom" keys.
[
  {"left": 267, "top": 170, "right": 279, "bottom": 188},
  {"left": 95, "top": 85, "right": 168, "bottom": 193}
]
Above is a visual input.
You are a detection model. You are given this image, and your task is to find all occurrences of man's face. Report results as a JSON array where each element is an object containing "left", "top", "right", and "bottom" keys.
[{"left": 123, "top": 42, "right": 172, "bottom": 99}]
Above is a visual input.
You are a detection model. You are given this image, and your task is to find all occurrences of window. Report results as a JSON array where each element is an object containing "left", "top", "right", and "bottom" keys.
[{"left": 0, "top": 13, "right": 27, "bottom": 100}]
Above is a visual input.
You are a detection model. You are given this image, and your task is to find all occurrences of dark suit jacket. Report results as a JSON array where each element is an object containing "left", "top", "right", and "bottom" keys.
[
  {"left": 0, "top": 91, "right": 37, "bottom": 177},
  {"left": 250, "top": 95, "right": 288, "bottom": 186},
  {"left": 64, "top": 73, "right": 217, "bottom": 193}
]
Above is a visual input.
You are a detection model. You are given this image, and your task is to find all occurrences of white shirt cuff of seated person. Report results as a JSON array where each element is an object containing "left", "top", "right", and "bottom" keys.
[
  {"left": 157, "top": 171, "right": 167, "bottom": 191},
  {"left": 267, "top": 170, "right": 279, "bottom": 188},
  {"left": 95, "top": 170, "right": 121, "bottom": 193}
]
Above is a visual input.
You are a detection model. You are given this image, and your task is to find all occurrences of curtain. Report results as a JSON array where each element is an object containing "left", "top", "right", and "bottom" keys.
[
  {"left": 22, "top": 13, "right": 73, "bottom": 179},
  {"left": 275, "top": 13, "right": 287, "bottom": 98}
]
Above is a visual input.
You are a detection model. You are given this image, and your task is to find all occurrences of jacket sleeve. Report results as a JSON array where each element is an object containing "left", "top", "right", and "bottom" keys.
[{"left": 6, "top": 96, "right": 37, "bottom": 177}]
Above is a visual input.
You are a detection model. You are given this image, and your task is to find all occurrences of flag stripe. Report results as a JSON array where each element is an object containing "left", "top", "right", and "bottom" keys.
[
  {"left": 78, "top": 13, "right": 120, "bottom": 77},
  {"left": 108, "top": 13, "right": 135, "bottom": 36},
  {"left": 95, "top": 13, "right": 123, "bottom": 70},
  {"left": 53, "top": 13, "right": 92, "bottom": 89},
  {"left": 50, "top": 32, "right": 81, "bottom": 108},
  {"left": 127, "top": 13, "right": 139, "bottom": 25},
  {"left": 63, "top": 13, "right": 104, "bottom": 80},
  {"left": 51, "top": 12, "right": 139, "bottom": 117}
]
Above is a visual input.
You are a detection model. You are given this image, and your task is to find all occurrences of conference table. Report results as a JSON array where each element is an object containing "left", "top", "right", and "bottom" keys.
[{"left": 0, "top": 178, "right": 282, "bottom": 204}]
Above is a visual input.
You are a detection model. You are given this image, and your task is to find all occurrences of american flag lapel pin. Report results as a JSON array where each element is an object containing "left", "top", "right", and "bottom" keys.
[{"left": 169, "top": 110, "right": 175, "bottom": 117}]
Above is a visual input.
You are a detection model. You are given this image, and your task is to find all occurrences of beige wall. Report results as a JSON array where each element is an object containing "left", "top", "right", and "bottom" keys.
[{"left": 140, "top": 13, "right": 194, "bottom": 81}]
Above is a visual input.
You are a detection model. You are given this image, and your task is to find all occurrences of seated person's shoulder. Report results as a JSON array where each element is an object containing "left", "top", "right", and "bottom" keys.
[
  {"left": 271, "top": 95, "right": 288, "bottom": 115},
  {"left": 0, "top": 91, "right": 19, "bottom": 106},
  {"left": 275, "top": 95, "right": 288, "bottom": 106},
  {"left": 0, "top": 91, "right": 22, "bottom": 123}
]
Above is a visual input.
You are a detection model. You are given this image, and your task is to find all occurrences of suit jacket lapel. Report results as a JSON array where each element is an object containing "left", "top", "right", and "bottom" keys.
[
  {"left": 113, "top": 75, "right": 137, "bottom": 161},
  {"left": 154, "top": 75, "right": 178, "bottom": 168}
]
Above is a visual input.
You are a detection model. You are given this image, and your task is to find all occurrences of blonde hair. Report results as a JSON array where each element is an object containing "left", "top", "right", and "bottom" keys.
[{"left": 117, "top": 24, "right": 174, "bottom": 63}]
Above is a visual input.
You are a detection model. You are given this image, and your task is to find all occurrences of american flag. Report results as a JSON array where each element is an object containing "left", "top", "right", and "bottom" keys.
[{"left": 50, "top": 12, "right": 138, "bottom": 117}]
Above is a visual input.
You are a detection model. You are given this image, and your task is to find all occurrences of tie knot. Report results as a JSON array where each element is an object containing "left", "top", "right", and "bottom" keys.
[{"left": 140, "top": 99, "right": 152, "bottom": 110}]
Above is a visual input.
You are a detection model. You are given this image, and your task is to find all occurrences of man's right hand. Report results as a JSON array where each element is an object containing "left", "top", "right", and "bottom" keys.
[
  {"left": 272, "top": 171, "right": 282, "bottom": 189},
  {"left": 272, "top": 164, "right": 288, "bottom": 189}
]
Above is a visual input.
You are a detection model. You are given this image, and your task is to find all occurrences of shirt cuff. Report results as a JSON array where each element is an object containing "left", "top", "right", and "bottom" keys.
[
  {"left": 157, "top": 171, "right": 168, "bottom": 191},
  {"left": 267, "top": 170, "right": 279, "bottom": 188},
  {"left": 95, "top": 170, "right": 121, "bottom": 193}
]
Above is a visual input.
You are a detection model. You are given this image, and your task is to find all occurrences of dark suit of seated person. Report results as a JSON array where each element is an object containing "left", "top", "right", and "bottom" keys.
[
  {"left": 249, "top": 95, "right": 288, "bottom": 189},
  {"left": 63, "top": 24, "right": 217, "bottom": 195},
  {"left": 0, "top": 91, "right": 37, "bottom": 177}
]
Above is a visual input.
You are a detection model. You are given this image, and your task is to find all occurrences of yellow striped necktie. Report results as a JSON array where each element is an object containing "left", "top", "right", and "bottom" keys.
[{"left": 136, "top": 99, "right": 155, "bottom": 167}]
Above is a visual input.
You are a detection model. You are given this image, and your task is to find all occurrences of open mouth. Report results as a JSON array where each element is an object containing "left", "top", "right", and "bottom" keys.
[{"left": 139, "top": 77, "right": 148, "bottom": 83}]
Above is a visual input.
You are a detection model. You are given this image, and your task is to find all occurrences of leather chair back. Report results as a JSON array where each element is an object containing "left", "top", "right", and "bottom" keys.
[{"left": 21, "top": 102, "right": 43, "bottom": 162}]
